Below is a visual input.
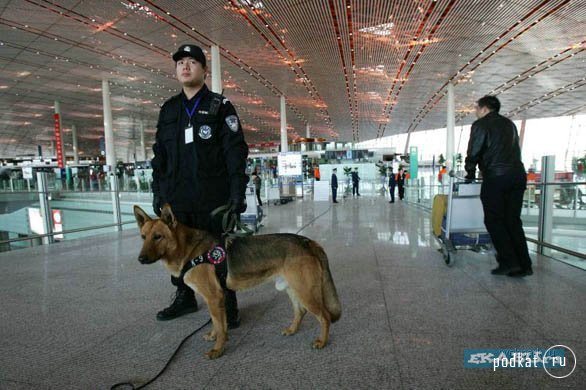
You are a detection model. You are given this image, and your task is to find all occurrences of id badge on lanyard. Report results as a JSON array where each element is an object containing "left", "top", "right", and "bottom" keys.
[{"left": 183, "top": 96, "right": 202, "bottom": 144}]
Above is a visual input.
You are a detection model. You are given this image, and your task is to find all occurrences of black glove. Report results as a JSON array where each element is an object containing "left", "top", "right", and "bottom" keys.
[
  {"left": 464, "top": 172, "right": 475, "bottom": 184},
  {"left": 229, "top": 198, "right": 247, "bottom": 214},
  {"left": 153, "top": 195, "right": 161, "bottom": 217}
]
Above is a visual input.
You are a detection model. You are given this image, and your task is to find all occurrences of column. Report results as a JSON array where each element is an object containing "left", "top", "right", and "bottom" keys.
[
  {"left": 280, "top": 95, "right": 288, "bottom": 153},
  {"left": 211, "top": 45, "right": 222, "bottom": 94},
  {"left": 139, "top": 119, "right": 146, "bottom": 161},
  {"left": 102, "top": 79, "right": 116, "bottom": 170},
  {"left": 538, "top": 155, "right": 555, "bottom": 256},
  {"left": 446, "top": 82, "right": 455, "bottom": 170},
  {"left": 306, "top": 123, "right": 310, "bottom": 138},
  {"left": 71, "top": 124, "right": 79, "bottom": 164}
]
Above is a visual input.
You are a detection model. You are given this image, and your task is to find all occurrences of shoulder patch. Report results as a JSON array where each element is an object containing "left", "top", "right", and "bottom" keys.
[
  {"left": 225, "top": 115, "right": 239, "bottom": 132},
  {"left": 222, "top": 98, "right": 230, "bottom": 105}
]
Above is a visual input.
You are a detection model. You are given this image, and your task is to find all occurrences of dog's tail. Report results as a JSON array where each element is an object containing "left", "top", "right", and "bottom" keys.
[{"left": 309, "top": 241, "right": 341, "bottom": 323}]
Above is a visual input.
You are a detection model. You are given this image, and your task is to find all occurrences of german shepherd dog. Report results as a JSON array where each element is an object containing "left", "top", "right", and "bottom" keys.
[{"left": 134, "top": 204, "right": 341, "bottom": 359}]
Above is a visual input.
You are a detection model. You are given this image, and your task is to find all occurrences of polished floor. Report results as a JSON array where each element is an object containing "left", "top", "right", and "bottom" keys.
[{"left": 0, "top": 197, "right": 584, "bottom": 389}]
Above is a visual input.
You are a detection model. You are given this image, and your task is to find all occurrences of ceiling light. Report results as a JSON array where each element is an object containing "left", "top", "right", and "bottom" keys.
[{"left": 359, "top": 22, "right": 394, "bottom": 36}]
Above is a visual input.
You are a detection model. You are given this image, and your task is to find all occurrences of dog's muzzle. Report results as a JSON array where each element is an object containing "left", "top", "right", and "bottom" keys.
[{"left": 138, "top": 255, "right": 150, "bottom": 264}]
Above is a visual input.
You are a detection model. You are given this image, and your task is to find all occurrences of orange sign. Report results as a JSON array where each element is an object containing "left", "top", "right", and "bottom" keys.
[{"left": 53, "top": 113, "right": 64, "bottom": 168}]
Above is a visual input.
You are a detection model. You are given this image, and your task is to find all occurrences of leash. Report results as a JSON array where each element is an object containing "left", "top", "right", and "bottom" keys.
[
  {"left": 210, "top": 203, "right": 255, "bottom": 237},
  {"left": 110, "top": 319, "right": 211, "bottom": 390}
]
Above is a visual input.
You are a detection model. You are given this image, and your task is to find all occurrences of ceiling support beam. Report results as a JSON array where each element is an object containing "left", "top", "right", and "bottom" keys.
[{"left": 280, "top": 95, "right": 288, "bottom": 153}]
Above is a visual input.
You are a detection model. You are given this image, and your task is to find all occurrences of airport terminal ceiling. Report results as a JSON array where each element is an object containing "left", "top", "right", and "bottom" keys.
[{"left": 0, "top": 0, "right": 585, "bottom": 158}]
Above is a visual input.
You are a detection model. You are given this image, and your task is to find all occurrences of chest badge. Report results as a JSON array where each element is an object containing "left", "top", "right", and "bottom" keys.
[
  {"left": 207, "top": 246, "right": 226, "bottom": 265},
  {"left": 198, "top": 125, "right": 212, "bottom": 139},
  {"left": 225, "top": 115, "right": 239, "bottom": 132}
]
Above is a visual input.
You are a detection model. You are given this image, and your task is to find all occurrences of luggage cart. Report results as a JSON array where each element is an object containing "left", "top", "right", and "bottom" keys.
[
  {"left": 240, "top": 184, "right": 263, "bottom": 232},
  {"left": 435, "top": 172, "right": 492, "bottom": 266}
]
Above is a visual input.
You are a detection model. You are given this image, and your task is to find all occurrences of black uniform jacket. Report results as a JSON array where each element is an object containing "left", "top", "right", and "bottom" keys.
[
  {"left": 465, "top": 111, "right": 525, "bottom": 179},
  {"left": 331, "top": 173, "right": 338, "bottom": 188},
  {"left": 152, "top": 84, "right": 249, "bottom": 213}
]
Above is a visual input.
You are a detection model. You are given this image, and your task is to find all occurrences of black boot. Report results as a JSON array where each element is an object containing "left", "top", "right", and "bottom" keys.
[
  {"left": 225, "top": 288, "right": 240, "bottom": 329},
  {"left": 157, "top": 286, "right": 198, "bottom": 321}
]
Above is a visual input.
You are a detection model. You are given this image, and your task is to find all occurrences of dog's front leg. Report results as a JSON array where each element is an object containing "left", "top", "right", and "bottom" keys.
[
  {"left": 204, "top": 291, "right": 227, "bottom": 359},
  {"left": 186, "top": 266, "right": 228, "bottom": 359}
]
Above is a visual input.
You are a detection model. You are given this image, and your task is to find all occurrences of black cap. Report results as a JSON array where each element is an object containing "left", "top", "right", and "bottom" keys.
[{"left": 172, "top": 44, "right": 206, "bottom": 66}]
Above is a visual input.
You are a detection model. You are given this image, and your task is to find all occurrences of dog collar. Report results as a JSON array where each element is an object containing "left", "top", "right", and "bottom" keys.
[{"left": 179, "top": 245, "right": 227, "bottom": 281}]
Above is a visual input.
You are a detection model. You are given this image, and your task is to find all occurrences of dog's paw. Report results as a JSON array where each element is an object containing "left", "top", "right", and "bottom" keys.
[
  {"left": 311, "top": 339, "right": 326, "bottom": 349},
  {"left": 281, "top": 327, "right": 297, "bottom": 336},
  {"left": 203, "top": 331, "right": 216, "bottom": 342},
  {"left": 205, "top": 348, "right": 224, "bottom": 360}
]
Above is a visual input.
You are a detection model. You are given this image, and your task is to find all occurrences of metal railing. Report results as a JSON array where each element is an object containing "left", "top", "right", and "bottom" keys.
[{"left": 0, "top": 172, "right": 151, "bottom": 251}]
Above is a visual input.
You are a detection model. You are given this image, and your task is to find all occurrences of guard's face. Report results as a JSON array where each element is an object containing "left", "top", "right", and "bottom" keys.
[{"left": 176, "top": 57, "right": 206, "bottom": 87}]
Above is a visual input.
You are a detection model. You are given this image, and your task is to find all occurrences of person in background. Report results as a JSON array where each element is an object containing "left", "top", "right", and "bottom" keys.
[
  {"left": 438, "top": 165, "right": 447, "bottom": 183},
  {"left": 314, "top": 165, "right": 321, "bottom": 181},
  {"left": 388, "top": 166, "right": 396, "bottom": 203},
  {"left": 272, "top": 165, "right": 278, "bottom": 180},
  {"left": 465, "top": 95, "right": 532, "bottom": 277},
  {"left": 397, "top": 168, "right": 406, "bottom": 200},
  {"left": 252, "top": 166, "right": 263, "bottom": 206},
  {"left": 331, "top": 168, "right": 339, "bottom": 203},
  {"left": 351, "top": 167, "right": 361, "bottom": 197}
]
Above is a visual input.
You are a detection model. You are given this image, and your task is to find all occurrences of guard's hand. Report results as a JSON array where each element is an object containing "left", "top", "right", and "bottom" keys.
[
  {"left": 229, "top": 198, "right": 247, "bottom": 214},
  {"left": 464, "top": 173, "right": 475, "bottom": 184}
]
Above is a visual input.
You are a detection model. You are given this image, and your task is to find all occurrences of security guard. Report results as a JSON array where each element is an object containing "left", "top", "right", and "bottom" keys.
[{"left": 151, "top": 44, "right": 248, "bottom": 327}]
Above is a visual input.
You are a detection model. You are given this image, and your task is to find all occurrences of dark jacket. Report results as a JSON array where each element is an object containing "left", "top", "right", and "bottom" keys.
[
  {"left": 152, "top": 84, "right": 249, "bottom": 213},
  {"left": 388, "top": 172, "right": 396, "bottom": 187},
  {"left": 351, "top": 171, "right": 360, "bottom": 183},
  {"left": 465, "top": 111, "right": 525, "bottom": 179},
  {"left": 397, "top": 172, "right": 405, "bottom": 186},
  {"left": 331, "top": 173, "right": 338, "bottom": 188}
]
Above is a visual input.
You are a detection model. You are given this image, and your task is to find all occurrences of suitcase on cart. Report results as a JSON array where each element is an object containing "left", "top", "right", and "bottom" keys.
[{"left": 434, "top": 175, "right": 492, "bottom": 265}]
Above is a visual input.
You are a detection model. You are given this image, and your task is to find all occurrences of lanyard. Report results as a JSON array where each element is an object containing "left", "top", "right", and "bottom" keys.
[{"left": 182, "top": 95, "right": 202, "bottom": 126}]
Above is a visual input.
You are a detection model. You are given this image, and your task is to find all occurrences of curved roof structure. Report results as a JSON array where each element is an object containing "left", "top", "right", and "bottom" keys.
[{"left": 0, "top": 0, "right": 585, "bottom": 157}]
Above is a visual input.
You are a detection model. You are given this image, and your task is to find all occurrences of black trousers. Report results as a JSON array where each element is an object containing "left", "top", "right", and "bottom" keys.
[
  {"left": 172, "top": 211, "right": 239, "bottom": 321},
  {"left": 352, "top": 182, "right": 360, "bottom": 196},
  {"left": 255, "top": 188, "right": 262, "bottom": 206},
  {"left": 398, "top": 184, "right": 405, "bottom": 200},
  {"left": 332, "top": 186, "right": 337, "bottom": 202},
  {"left": 389, "top": 185, "right": 395, "bottom": 202},
  {"left": 480, "top": 171, "right": 532, "bottom": 270}
]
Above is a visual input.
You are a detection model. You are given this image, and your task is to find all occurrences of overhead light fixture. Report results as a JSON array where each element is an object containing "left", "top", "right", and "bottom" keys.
[{"left": 359, "top": 22, "right": 394, "bottom": 36}]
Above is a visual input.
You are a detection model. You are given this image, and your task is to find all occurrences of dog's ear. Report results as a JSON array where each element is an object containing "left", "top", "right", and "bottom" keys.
[
  {"left": 134, "top": 205, "right": 151, "bottom": 229},
  {"left": 160, "top": 203, "right": 177, "bottom": 228}
]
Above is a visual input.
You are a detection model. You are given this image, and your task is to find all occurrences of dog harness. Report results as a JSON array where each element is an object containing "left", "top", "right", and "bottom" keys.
[{"left": 179, "top": 245, "right": 228, "bottom": 289}]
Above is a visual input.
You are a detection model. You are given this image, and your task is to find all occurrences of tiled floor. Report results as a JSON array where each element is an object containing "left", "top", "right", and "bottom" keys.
[{"left": 0, "top": 197, "right": 584, "bottom": 389}]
